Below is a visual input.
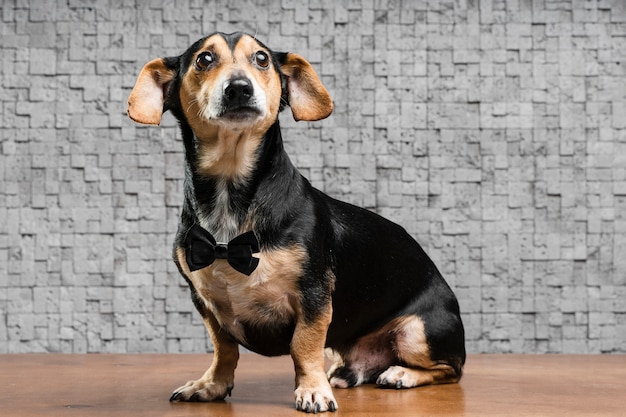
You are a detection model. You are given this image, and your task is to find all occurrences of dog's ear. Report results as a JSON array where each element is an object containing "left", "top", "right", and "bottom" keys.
[
  {"left": 127, "top": 58, "right": 177, "bottom": 125},
  {"left": 277, "top": 53, "right": 333, "bottom": 122}
]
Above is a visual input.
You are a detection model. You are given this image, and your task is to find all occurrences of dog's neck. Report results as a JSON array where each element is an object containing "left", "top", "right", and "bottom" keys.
[{"left": 181, "top": 120, "right": 298, "bottom": 242}]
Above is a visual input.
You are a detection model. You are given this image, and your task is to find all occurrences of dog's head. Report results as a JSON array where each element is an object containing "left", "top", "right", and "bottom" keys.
[{"left": 127, "top": 32, "right": 333, "bottom": 132}]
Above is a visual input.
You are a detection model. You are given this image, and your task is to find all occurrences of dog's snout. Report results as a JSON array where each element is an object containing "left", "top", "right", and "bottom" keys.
[
  {"left": 215, "top": 76, "right": 262, "bottom": 121},
  {"left": 224, "top": 78, "right": 253, "bottom": 106}
]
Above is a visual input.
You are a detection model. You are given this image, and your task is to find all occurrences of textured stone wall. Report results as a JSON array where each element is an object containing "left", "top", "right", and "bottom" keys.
[{"left": 1, "top": 0, "right": 625, "bottom": 354}]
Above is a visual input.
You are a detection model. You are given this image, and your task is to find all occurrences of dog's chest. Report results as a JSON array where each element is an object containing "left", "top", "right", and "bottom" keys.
[
  {"left": 177, "top": 245, "right": 307, "bottom": 344},
  {"left": 197, "top": 181, "right": 241, "bottom": 243}
]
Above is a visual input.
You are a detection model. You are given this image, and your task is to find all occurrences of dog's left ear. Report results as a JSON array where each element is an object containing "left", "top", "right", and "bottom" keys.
[
  {"left": 278, "top": 53, "right": 333, "bottom": 122},
  {"left": 127, "top": 58, "right": 177, "bottom": 126}
]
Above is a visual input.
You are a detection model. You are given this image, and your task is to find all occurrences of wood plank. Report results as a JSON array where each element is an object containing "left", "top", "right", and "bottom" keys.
[{"left": 1, "top": 354, "right": 624, "bottom": 416}]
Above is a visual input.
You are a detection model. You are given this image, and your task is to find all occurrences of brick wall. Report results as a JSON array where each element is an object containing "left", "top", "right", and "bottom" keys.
[{"left": 1, "top": 0, "right": 625, "bottom": 353}]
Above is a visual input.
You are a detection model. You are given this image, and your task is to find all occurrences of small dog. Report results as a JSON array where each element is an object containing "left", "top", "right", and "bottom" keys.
[{"left": 128, "top": 32, "right": 465, "bottom": 413}]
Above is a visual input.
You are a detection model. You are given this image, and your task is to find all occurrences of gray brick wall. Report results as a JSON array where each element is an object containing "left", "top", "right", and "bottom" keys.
[{"left": 1, "top": 0, "right": 625, "bottom": 354}]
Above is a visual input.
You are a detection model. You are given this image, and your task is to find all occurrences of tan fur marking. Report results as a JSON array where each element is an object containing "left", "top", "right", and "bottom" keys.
[
  {"left": 196, "top": 128, "right": 263, "bottom": 180},
  {"left": 392, "top": 315, "right": 432, "bottom": 368},
  {"left": 384, "top": 315, "right": 461, "bottom": 386},
  {"left": 175, "top": 243, "right": 307, "bottom": 344},
  {"left": 291, "top": 302, "right": 333, "bottom": 377},
  {"left": 291, "top": 301, "right": 337, "bottom": 412}
]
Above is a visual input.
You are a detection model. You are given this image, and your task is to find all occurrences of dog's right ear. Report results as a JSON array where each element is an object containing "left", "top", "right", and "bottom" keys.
[{"left": 127, "top": 58, "right": 177, "bottom": 126}]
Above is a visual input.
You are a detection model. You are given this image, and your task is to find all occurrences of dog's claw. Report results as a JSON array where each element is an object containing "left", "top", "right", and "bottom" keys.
[
  {"left": 226, "top": 384, "right": 233, "bottom": 397},
  {"left": 189, "top": 392, "right": 200, "bottom": 402},
  {"left": 395, "top": 380, "right": 403, "bottom": 389},
  {"left": 296, "top": 399, "right": 336, "bottom": 413},
  {"left": 294, "top": 381, "right": 337, "bottom": 413},
  {"left": 169, "top": 392, "right": 181, "bottom": 402}
]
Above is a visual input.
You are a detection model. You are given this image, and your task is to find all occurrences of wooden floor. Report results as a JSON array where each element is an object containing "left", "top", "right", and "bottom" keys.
[{"left": 1, "top": 353, "right": 624, "bottom": 416}]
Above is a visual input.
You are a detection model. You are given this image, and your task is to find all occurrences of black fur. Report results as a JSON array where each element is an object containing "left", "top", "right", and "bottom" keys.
[{"left": 164, "top": 32, "right": 465, "bottom": 371}]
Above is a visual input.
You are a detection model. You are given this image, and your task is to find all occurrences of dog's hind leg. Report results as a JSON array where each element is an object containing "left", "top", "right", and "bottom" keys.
[
  {"left": 328, "top": 315, "right": 463, "bottom": 389},
  {"left": 327, "top": 323, "right": 397, "bottom": 388},
  {"left": 376, "top": 315, "right": 463, "bottom": 388}
]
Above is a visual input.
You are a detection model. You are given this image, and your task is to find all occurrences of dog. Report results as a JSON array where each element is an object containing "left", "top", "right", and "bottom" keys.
[{"left": 127, "top": 32, "right": 465, "bottom": 413}]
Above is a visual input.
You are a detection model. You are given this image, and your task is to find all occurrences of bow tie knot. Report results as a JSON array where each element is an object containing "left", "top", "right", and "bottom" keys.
[
  {"left": 213, "top": 244, "right": 229, "bottom": 260},
  {"left": 184, "top": 224, "right": 260, "bottom": 276}
]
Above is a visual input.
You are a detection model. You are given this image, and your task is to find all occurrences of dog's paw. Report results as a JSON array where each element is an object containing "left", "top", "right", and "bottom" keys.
[
  {"left": 328, "top": 365, "right": 358, "bottom": 388},
  {"left": 376, "top": 366, "right": 418, "bottom": 389},
  {"left": 294, "top": 383, "right": 338, "bottom": 413},
  {"left": 169, "top": 379, "right": 233, "bottom": 402}
]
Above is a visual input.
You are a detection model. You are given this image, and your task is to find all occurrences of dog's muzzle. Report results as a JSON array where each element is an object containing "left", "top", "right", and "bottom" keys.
[{"left": 219, "top": 77, "right": 261, "bottom": 119}]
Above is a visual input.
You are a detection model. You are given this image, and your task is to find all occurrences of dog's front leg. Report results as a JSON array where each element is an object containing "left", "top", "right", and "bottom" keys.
[
  {"left": 170, "top": 312, "right": 239, "bottom": 402},
  {"left": 291, "top": 303, "right": 337, "bottom": 413}
]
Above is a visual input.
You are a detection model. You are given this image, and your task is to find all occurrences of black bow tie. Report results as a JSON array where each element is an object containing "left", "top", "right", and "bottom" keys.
[{"left": 184, "top": 224, "right": 260, "bottom": 276}]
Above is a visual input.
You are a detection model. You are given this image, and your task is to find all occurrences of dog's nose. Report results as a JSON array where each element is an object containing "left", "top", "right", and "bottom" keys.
[{"left": 223, "top": 78, "right": 253, "bottom": 106}]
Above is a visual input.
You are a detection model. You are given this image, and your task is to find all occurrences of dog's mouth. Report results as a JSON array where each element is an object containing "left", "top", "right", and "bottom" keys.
[{"left": 218, "top": 105, "right": 262, "bottom": 122}]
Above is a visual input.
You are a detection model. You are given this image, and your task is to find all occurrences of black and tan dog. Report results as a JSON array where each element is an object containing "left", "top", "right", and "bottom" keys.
[{"left": 127, "top": 32, "right": 465, "bottom": 413}]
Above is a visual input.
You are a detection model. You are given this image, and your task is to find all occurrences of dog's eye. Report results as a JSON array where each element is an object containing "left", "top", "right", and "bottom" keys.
[
  {"left": 196, "top": 52, "right": 215, "bottom": 70},
  {"left": 254, "top": 51, "right": 270, "bottom": 69}
]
